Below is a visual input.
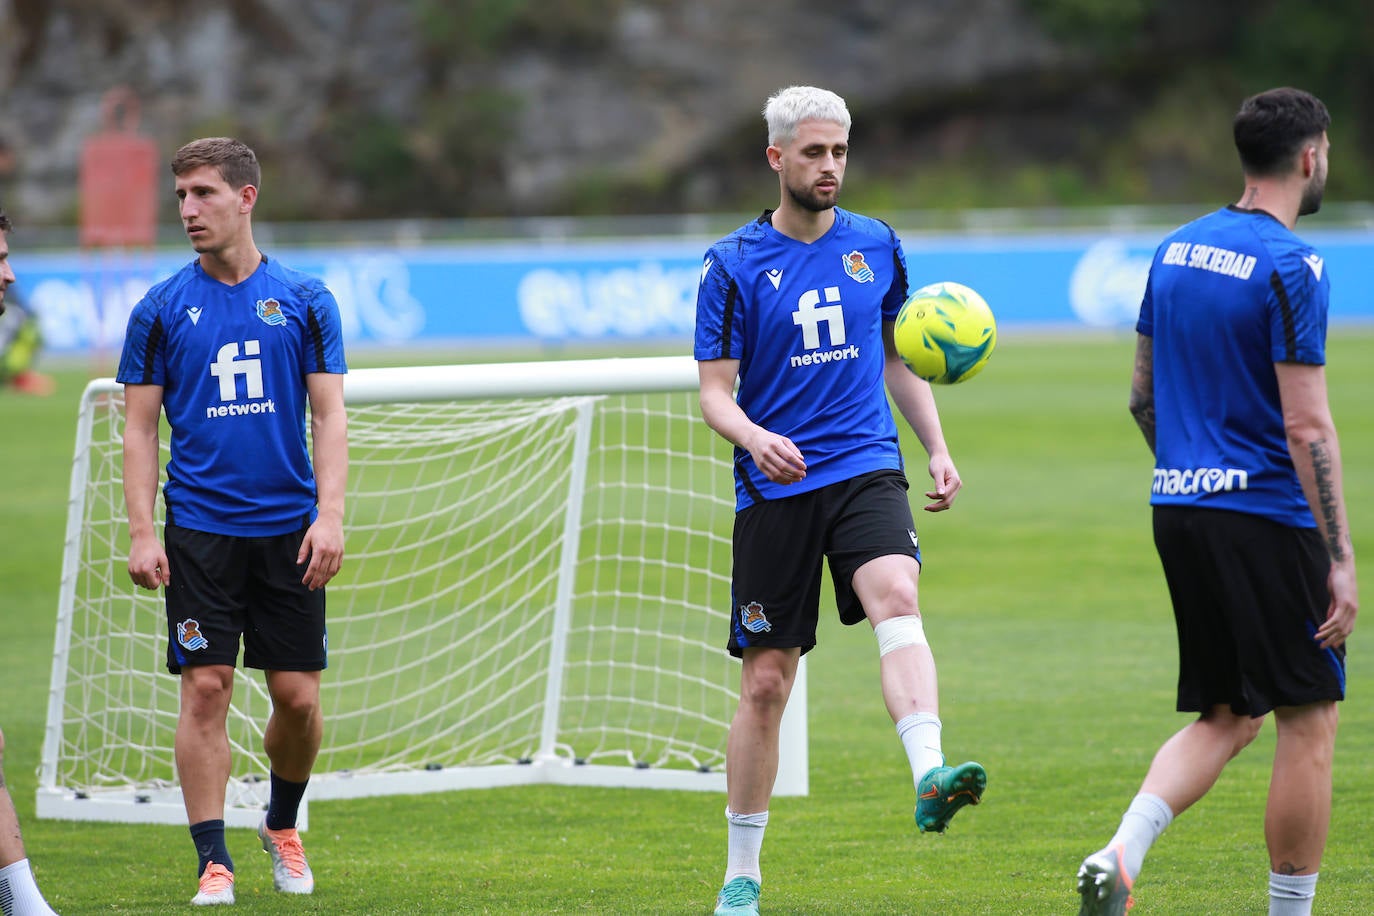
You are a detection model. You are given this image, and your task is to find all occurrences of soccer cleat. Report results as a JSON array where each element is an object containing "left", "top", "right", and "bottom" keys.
[
  {"left": 713, "top": 875, "right": 761, "bottom": 916},
  {"left": 259, "top": 819, "right": 315, "bottom": 894},
  {"left": 915, "top": 761, "right": 987, "bottom": 833},
  {"left": 1076, "top": 843, "right": 1135, "bottom": 915},
  {"left": 191, "top": 862, "right": 235, "bottom": 906}
]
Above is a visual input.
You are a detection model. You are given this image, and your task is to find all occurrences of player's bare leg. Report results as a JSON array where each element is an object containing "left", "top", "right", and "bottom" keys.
[
  {"left": 259, "top": 670, "right": 322, "bottom": 895},
  {"left": 855, "top": 555, "right": 940, "bottom": 724},
  {"left": 715, "top": 647, "right": 798, "bottom": 916},
  {"left": 1079, "top": 705, "right": 1262, "bottom": 914},
  {"left": 855, "top": 555, "right": 984, "bottom": 833},
  {"left": 0, "top": 728, "right": 59, "bottom": 915},
  {"left": 263, "top": 670, "right": 323, "bottom": 782},
  {"left": 1141, "top": 706, "right": 1265, "bottom": 816},
  {"left": 1264, "top": 702, "right": 1337, "bottom": 914},
  {"left": 178, "top": 665, "right": 236, "bottom": 823},
  {"left": 178, "top": 664, "right": 237, "bottom": 905}
]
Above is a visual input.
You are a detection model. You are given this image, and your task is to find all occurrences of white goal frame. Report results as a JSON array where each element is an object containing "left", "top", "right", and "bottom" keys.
[{"left": 39, "top": 355, "right": 807, "bottom": 828}]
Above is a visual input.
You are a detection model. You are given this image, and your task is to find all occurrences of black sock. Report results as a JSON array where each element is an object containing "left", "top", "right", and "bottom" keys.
[
  {"left": 265, "top": 771, "right": 309, "bottom": 831},
  {"left": 190, "top": 819, "right": 233, "bottom": 876}
]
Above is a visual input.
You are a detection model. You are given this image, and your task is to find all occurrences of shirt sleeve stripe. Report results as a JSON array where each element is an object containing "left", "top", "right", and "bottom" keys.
[
  {"left": 720, "top": 279, "right": 738, "bottom": 356},
  {"left": 1269, "top": 269, "right": 1297, "bottom": 361},
  {"left": 139, "top": 315, "right": 164, "bottom": 385},
  {"left": 306, "top": 300, "right": 327, "bottom": 371}
]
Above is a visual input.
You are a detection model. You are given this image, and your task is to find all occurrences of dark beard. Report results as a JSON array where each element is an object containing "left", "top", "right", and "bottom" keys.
[
  {"left": 1298, "top": 180, "right": 1325, "bottom": 217},
  {"left": 785, "top": 181, "right": 838, "bottom": 213}
]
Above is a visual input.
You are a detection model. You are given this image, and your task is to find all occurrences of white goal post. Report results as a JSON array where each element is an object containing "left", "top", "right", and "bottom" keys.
[{"left": 38, "top": 355, "right": 808, "bottom": 828}]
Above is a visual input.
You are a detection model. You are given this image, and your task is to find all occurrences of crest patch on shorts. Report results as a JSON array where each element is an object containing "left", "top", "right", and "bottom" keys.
[
  {"left": 739, "top": 601, "right": 772, "bottom": 634},
  {"left": 177, "top": 618, "right": 209, "bottom": 651}
]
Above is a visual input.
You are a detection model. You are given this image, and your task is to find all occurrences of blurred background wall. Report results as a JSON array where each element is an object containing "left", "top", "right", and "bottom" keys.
[
  {"left": 2, "top": 0, "right": 1372, "bottom": 357},
  {"left": 3, "top": 0, "right": 1373, "bottom": 226}
]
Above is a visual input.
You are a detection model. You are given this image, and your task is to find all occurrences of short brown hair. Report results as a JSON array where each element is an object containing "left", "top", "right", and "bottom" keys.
[{"left": 170, "top": 137, "right": 261, "bottom": 190}]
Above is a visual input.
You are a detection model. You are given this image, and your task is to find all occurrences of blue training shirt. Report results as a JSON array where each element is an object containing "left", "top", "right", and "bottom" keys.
[
  {"left": 694, "top": 208, "right": 910, "bottom": 510},
  {"left": 117, "top": 256, "right": 347, "bottom": 536},
  {"left": 1138, "top": 205, "right": 1329, "bottom": 527}
]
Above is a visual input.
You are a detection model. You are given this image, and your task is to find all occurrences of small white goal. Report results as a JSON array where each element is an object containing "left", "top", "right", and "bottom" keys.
[{"left": 38, "top": 355, "right": 808, "bottom": 828}]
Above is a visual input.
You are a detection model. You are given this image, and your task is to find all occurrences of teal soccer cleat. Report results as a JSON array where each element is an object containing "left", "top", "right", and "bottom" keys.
[
  {"left": 915, "top": 761, "right": 987, "bottom": 833},
  {"left": 714, "top": 875, "right": 761, "bottom": 916}
]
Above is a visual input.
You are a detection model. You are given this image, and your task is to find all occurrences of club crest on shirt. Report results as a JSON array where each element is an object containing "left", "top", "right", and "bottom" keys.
[
  {"left": 256, "top": 298, "right": 287, "bottom": 326},
  {"left": 739, "top": 601, "right": 772, "bottom": 634},
  {"left": 842, "top": 250, "right": 875, "bottom": 283},
  {"left": 177, "top": 618, "right": 209, "bottom": 652}
]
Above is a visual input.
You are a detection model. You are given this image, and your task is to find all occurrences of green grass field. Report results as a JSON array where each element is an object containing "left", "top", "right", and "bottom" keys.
[{"left": 3, "top": 331, "right": 1372, "bottom": 914}]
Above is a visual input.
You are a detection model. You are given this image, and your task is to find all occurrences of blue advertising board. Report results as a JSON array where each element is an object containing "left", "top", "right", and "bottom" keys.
[{"left": 15, "top": 227, "right": 1374, "bottom": 355}]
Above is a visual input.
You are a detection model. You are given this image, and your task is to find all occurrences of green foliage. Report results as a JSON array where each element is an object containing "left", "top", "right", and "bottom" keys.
[
  {"left": 186, "top": 0, "right": 1374, "bottom": 218},
  {"left": 1230, "top": 3, "right": 1374, "bottom": 153},
  {"left": 1024, "top": 0, "right": 1159, "bottom": 49},
  {"left": 6, "top": 334, "right": 1374, "bottom": 912},
  {"left": 419, "top": 88, "right": 522, "bottom": 217},
  {"left": 311, "top": 92, "right": 521, "bottom": 218},
  {"left": 411, "top": 0, "right": 624, "bottom": 61},
  {"left": 322, "top": 112, "right": 423, "bottom": 215}
]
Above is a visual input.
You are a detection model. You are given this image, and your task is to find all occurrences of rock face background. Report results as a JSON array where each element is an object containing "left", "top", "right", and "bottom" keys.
[{"left": 0, "top": 0, "right": 1369, "bottom": 225}]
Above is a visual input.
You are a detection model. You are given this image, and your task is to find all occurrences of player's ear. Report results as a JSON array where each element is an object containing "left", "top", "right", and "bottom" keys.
[
  {"left": 1300, "top": 143, "right": 1318, "bottom": 178},
  {"left": 766, "top": 145, "right": 783, "bottom": 172},
  {"left": 239, "top": 183, "right": 258, "bottom": 213}
]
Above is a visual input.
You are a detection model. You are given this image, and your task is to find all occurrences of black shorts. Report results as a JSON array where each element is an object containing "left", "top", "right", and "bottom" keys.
[
  {"left": 1153, "top": 506, "right": 1345, "bottom": 717},
  {"left": 728, "top": 469, "right": 921, "bottom": 657},
  {"left": 164, "top": 524, "right": 328, "bottom": 674}
]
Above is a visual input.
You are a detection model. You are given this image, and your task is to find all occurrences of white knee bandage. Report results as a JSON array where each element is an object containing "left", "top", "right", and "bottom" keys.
[{"left": 874, "top": 615, "right": 926, "bottom": 656}]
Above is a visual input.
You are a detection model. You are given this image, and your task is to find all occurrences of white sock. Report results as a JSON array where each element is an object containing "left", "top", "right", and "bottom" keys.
[
  {"left": 723, "top": 808, "right": 768, "bottom": 884},
  {"left": 896, "top": 712, "right": 944, "bottom": 789},
  {"left": 1268, "top": 871, "right": 1318, "bottom": 916},
  {"left": 1105, "top": 793, "right": 1173, "bottom": 880},
  {"left": 0, "top": 858, "right": 59, "bottom": 916}
]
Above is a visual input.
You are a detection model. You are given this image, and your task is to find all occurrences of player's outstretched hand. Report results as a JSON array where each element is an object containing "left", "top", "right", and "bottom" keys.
[
  {"left": 923, "top": 453, "right": 962, "bottom": 512},
  {"left": 128, "top": 533, "right": 170, "bottom": 590},
  {"left": 299, "top": 516, "right": 344, "bottom": 590}
]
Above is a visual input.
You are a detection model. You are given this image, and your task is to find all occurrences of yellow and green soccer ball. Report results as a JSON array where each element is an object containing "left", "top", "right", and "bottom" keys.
[{"left": 894, "top": 281, "right": 997, "bottom": 384}]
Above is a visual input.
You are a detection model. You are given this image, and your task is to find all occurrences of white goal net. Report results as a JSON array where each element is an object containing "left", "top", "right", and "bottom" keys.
[{"left": 39, "top": 355, "right": 807, "bottom": 828}]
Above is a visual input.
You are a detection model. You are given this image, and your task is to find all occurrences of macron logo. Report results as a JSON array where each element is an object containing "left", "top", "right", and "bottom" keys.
[
  {"left": 1304, "top": 253, "right": 1324, "bottom": 280},
  {"left": 700, "top": 257, "right": 714, "bottom": 286},
  {"left": 766, "top": 268, "right": 783, "bottom": 290},
  {"left": 187, "top": 306, "right": 202, "bottom": 326}
]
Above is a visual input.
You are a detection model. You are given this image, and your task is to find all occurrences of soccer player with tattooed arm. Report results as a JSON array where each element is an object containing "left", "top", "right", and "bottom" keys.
[{"left": 1077, "top": 87, "right": 1357, "bottom": 916}]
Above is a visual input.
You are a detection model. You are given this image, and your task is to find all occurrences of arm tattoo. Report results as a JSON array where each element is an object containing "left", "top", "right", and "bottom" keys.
[
  {"left": 1130, "top": 387, "right": 1155, "bottom": 452},
  {"left": 1308, "top": 438, "right": 1347, "bottom": 561},
  {"left": 1129, "top": 340, "right": 1156, "bottom": 453}
]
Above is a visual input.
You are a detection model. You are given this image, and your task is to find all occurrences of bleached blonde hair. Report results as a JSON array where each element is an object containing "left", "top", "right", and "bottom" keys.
[{"left": 764, "top": 86, "right": 851, "bottom": 146}]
